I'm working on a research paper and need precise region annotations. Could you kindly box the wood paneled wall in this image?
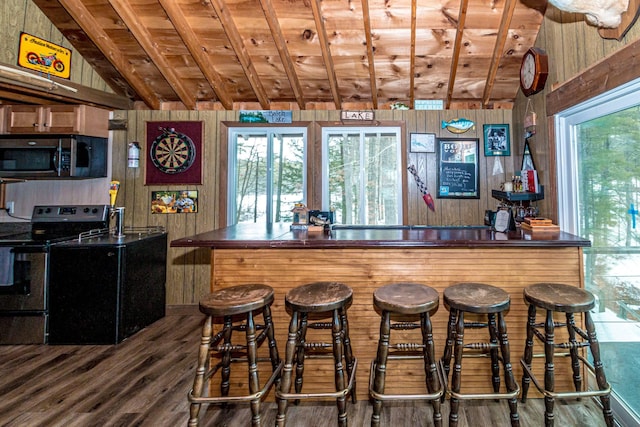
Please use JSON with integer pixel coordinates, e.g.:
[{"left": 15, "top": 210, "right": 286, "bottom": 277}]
[
  {"left": 111, "top": 109, "right": 519, "bottom": 305},
  {"left": 512, "top": 10, "right": 640, "bottom": 223},
  {"left": 0, "top": 0, "right": 112, "bottom": 92}
]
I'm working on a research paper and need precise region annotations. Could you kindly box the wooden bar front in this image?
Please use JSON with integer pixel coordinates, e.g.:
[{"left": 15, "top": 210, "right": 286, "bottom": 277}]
[{"left": 172, "top": 225, "right": 590, "bottom": 401}]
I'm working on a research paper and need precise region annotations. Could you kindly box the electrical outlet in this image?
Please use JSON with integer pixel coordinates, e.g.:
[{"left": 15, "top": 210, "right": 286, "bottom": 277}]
[{"left": 6, "top": 201, "right": 14, "bottom": 214}]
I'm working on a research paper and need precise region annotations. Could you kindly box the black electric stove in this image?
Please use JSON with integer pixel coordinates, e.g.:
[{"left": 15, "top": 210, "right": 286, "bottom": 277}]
[{"left": 0, "top": 204, "right": 109, "bottom": 344}]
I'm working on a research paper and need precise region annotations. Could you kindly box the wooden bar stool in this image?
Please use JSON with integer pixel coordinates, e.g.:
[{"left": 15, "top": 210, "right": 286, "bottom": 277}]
[
  {"left": 369, "top": 283, "right": 443, "bottom": 427},
  {"left": 275, "top": 281, "right": 357, "bottom": 427},
  {"left": 188, "top": 284, "right": 283, "bottom": 427},
  {"left": 520, "top": 283, "right": 613, "bottom": 427},
  {"left": 441, "top": 282, "right": 520, "bottom": 427}
]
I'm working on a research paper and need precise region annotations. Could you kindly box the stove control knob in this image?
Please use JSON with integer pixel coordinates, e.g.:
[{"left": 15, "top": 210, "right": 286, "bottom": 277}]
[
  {"left": 83, "top": 207, "right": 90, "bottom": 213},
  {"left": 45, "top": 208, "right": 51, "bottom": 213},
  {"left": 36, "top": 208, "right": 43, "bottom": 214},
  {"left": 92, "top": 208, "right": 99, "bottom": 214}
]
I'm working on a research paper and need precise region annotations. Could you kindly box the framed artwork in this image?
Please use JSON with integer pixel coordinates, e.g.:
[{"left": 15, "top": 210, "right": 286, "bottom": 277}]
[
  {"left": 437, "top": 138, "right": 480, "bottom": 199},
  {"left": 151, "top": 190, "right": 198, "bottom": 214},
  {"left": 521, "top": 139, "right": 537, "bottom": 170},
  {"left": 410, "top": 133, "right": 436, "bottom": 153},
  {"left": 145, "top": 121, "right": 203, "bottom": 185},
  {"left": 483, "top": 124, "right": 510, "bottom": 156}
]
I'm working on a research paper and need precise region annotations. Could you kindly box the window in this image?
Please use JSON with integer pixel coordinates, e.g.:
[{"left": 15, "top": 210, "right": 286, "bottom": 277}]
[
  {"left": 321, "top": 127, "right": 402, "bottom": 225},
  {"left": 556, "top": 77, "right": 640, "bottom": 425},
  {"left": 227, "top": 128, "right": 306, "bottom": 225}
]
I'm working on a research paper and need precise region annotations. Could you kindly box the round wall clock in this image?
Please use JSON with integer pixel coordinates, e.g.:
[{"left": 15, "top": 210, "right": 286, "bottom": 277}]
[
  {"left": 150, "top": 128, "right": 196, "bottom": 174},
  {"left": 520, "top": 47, "right": 549, "bottom": 97}
]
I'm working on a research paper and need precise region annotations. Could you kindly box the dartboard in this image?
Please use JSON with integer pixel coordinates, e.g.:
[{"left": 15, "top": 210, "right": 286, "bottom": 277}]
[{"left": 150, "top": 128, "right": 196, "bottom": 174}]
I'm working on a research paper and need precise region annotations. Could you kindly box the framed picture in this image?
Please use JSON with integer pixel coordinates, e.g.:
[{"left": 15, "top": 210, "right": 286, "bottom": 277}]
[
  {"left": 410, "top": 133, "right": 436, "bottom": 153},
  {"left": 483, "top": 124, "right": 510, "bottom": 156},
  {"left": 151, "top": 190, "right": 198, "bottom": 214},
  {"left": 521, "top": 139, "right": 537, "bottom": 171},
  {"left": 437, "top": 138, "right": 480, "bottom": 199}
]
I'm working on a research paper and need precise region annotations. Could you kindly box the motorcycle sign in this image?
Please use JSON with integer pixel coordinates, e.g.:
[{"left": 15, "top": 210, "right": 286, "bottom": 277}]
[{"left": 18, "top": 32, "right": 71, "bottom": 79}]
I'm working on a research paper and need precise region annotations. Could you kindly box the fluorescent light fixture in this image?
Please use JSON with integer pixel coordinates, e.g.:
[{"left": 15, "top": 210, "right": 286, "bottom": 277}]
[{"left": 0, "top": 65, "right": 78, "bottom": 93}]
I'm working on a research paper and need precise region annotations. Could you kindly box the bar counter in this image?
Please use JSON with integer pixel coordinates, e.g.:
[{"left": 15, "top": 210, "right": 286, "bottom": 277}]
[{"left": 172, "top": 224, "right": 590, "bottom": 400}]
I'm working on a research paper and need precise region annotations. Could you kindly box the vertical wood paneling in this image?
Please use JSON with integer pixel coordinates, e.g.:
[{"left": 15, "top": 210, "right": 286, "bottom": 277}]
[
  {"left": 106, "top": 109, "right": 517, "bottom": 305},
  {"left": 210, "top": 246, "right": 583, "bottom": 400}
]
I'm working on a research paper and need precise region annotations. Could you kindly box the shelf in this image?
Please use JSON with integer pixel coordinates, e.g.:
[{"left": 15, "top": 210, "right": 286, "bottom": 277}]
[{"left": 492, "top": 186, "right": 544, "bottom": 203}]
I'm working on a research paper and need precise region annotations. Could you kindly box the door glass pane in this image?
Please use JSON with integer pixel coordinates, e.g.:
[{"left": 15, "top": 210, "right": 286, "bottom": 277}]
[
  {"left": 234, "top": 133, "right": 268, "bottom": 224},
  {"left": 231, "top": 130, "right": 306, "bottom": 225},
  {"left": 575, "top": 105, "right": 640, "bottom": 419},
  {"left": 327, "top": 132, "right": 361, "bottom": 224},
  {"left": 325, "top": 129, "right": 401, "bottom": 225}
]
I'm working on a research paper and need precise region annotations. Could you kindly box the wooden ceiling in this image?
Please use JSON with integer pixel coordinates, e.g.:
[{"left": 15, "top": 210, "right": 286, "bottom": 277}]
[{"left": 30, "top": 0, "right": 548, "bottom": 110}]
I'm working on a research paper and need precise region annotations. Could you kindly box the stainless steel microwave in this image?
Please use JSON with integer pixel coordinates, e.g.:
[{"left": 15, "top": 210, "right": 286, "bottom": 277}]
[{"left": 0, "top": 134, "right": 107, "bottom": 179}]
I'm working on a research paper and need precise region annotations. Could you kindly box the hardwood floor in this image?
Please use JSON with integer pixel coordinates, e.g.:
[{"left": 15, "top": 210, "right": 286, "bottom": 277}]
[{"left": 0, "top": 314, "right": 610, "bottom": 426}]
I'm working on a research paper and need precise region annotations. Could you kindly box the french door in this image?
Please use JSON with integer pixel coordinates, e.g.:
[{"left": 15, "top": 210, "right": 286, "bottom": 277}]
[{"left": 556, "top": 78, "right": 640, "bottom": 426}]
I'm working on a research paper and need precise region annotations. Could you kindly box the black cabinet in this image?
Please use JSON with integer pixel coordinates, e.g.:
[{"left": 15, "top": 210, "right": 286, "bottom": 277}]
[{"left": 48, "top": 233, "right": 167, "bottom": 344}]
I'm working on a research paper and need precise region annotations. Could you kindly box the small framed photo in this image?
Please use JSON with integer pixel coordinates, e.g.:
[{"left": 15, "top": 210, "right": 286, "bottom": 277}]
[
  {"left": 483, "top": 124, "right": 510, "bottom": 156},
  {"left": 410, "top": 133, "right": 436, "bottom": 153}
]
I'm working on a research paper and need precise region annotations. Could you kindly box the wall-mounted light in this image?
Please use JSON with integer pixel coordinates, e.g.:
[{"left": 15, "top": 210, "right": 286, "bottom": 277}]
[{"left": 128, "top": 142, "right": 141, "bottom": 168}]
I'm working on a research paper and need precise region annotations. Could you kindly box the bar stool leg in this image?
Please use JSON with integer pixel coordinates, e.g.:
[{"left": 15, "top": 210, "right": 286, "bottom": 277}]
[
  {"left": 488, "top": 313, "right": 502, "bottom": 394},
  {"left": 340, "top": 306, "right": 357, "bottom": 403},
  {"left": 421, "top": 311, "right": 443, "bottom": 427},
  {"left": 371, "top": 310, "right": 391, "bottom": 427},
  {"left": 189, "top": 315, "right": 213, "bottom": 426},
  {"left": 565, "top": 313, "right": 583, "bottom": 396},
  {"left": 276, "top": 310, "right": 300, "bottom": 427},
  {"left": 441, "top": 308, "right": 457, "bottom": 380},
  {"left": 221, "top": 316, "right": 233, "bottom": 398},
  {"left": 243, "top": 311, "right": 262, "bottom": 427},
  {"left": 294, "top": 312, "right": 308, "bottom": 396},
  {"left": 332, "top": 308, "right": 348, "bottom": 427},
  {"left": 263, "top": 303, "right": 280, "bottom": 373},
  {"left": 585, "top": 312, "right": 614, "bottom": 427},
  {"left": 497, "top": 312, "right": 520, "bottom": 426},
  {"left": 449, "top": 310, "right": 465, "bottom": 427},
  {"left": 543, "top": 309, "right": 556, "bottom": 427},
  {"left": 521, "top": 304, "right": 536, "bottom": 403}
]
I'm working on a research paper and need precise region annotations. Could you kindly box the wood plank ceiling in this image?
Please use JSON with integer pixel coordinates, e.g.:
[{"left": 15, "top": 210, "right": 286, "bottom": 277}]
[{"left": 32, "top": 0, "right": 547, "bottom": 110}]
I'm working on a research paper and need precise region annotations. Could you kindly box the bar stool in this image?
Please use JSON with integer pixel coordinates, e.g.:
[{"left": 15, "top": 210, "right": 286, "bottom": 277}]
[
  {"left": 275, "top": 281, "right": 357, "bottom": 427},
  {"left": 441, "top": 282, "right": 520, "bottom": 427},
  {"left": 369, "top": 283, "right": 443, "bottom": 427},
  {"left": 520, "top": 283, "right": 613, "bottom": 427},
  {"left": 188, "top": 284, "right": 283, "bottom": 427}
]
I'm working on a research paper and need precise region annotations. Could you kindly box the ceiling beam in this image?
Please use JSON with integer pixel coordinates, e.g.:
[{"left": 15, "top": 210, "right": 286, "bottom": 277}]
[
  {"left": 482, "top": 0, "right": 516, "bottom": 107},
  {"left": 258, "top": 0, "right": 306, "bottom": 109},
  {"left": 158, "top": 0, "right": 234, "bottom": 110},
  {"left": 108, "top": 0, "right": 197, "bottom": 110},
  {"left": 445, "top": 0, "right": 469, "bottom": 109},
  {"left": 310, "top": 0, "right": 341, "bottom": 110},
  {"left": 207, "top": 0, "right": 271, "bottom": 109},
  {"left": 0, "top": 63, "right": 131, "bottom": 109},
  {"left": 360, "top": 0, "right": 378, "bottom": 109},
  {"left": 57, "top": 0, "right": 161, "bottom": 110},
  {"left": 409, "top": 0, "right": 417, "bottom": 108}
]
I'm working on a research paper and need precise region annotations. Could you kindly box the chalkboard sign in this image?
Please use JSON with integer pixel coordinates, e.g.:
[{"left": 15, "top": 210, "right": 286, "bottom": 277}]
[{"left": 437, "top": 138, "right": 480, "bottom": 199}]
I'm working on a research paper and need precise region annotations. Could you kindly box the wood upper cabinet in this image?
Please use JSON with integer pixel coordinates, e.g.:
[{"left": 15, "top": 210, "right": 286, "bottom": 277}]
[{"left": 2, "top": 105, "right": 109, "bottom": 137}]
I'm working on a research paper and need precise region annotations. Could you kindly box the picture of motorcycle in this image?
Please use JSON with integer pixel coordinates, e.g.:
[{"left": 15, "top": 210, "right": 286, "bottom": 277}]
[{"left": 26, "top": 52, "right": 65, "bottom": 73}]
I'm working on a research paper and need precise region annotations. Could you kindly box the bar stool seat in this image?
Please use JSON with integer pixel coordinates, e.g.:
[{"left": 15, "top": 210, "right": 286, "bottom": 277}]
[
  {"left": 369, "top": 283, "right": 443, "bottom": 427},
  {"left": 441, "top": 282, "right": 520, "bottom": 427},
  {"left": 521, "top": 283, "right": 614, "bottom": 427},
  {"left": 188, "top": 284, "right": 283, "bottom": 427},
  {"left": 276, "top": 281, "right": 357, "bottom": 427}
]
